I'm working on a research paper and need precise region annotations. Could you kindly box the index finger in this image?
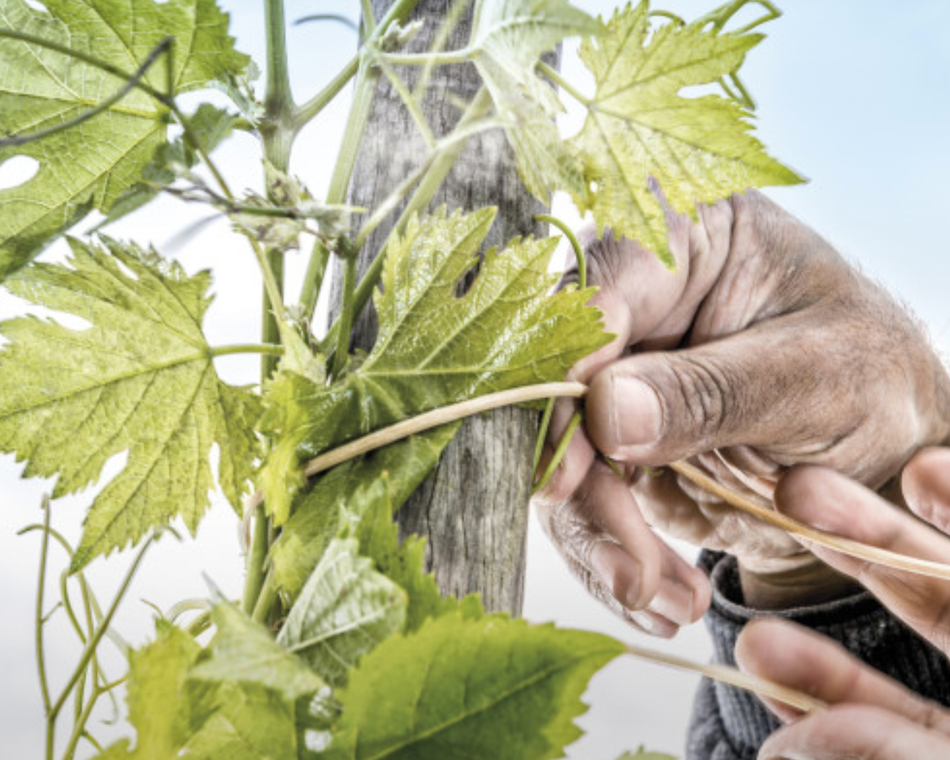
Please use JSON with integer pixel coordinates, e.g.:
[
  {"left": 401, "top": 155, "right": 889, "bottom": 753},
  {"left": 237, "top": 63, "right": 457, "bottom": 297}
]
[{"left": 775, "top": 466, "right": 950, "bottom": 654}]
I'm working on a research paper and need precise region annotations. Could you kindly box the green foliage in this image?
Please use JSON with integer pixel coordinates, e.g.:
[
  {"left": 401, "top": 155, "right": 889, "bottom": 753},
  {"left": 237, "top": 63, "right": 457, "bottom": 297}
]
[
  {"left": 277, "top": 534, "right": 408, "bottom": 688},
  {"left": 2, "top": 0, "right": 803, "bottom": 755},
  {"left": 259, "top": 207, "right": 610, "bottom": 522},
  {"left": 0, "top": 238, "right": 262, "bottom": 570},
  {"left": 0, "top": 0, "right": 248, "bottom": 280},
  {"left": 571, "top": 1, "right": 801, "bottom": 266},
  {"left": 615, "top": 750, "right": 678, "bottom": 760},
  {"left": 469, "top": 0, "right": 598, "bottom": 198},
  {"left": 269, "top": 426, "right": 460, "bottom": 603},
  {"left": 323, "top": 611, "right": 625, "bottom": 760},
  {"left": 190, "top": 602, "right": 325, "bottom": 699},
  {"left": 99, "top": 103, "right": 240, "bottom": 229},
  {"left": 96, "top": 611, "right": 324, "bottom": 759},
  {"left": 123, "top": 620, "right": 202, "bottom": 758},
  {"left": 353, "top": 475, "right": 485, "bottom": 631}
]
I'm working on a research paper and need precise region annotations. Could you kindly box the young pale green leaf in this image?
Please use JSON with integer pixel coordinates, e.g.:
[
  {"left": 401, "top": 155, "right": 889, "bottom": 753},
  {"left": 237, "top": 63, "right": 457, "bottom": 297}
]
[
  {"left": 571, "top": 1, "right": 802, "bottom": 266},
  {"left": 93, "top": 620, "right": 201, "bottom": 758},
  {"left": 97, "top": 103, "right": 240, "bottom": 230},
  {"left": 0, "top": 238, "right": 262, "bottom": 570},
  {"left": 259, "top": 207, "right": 610, "bottom": 521},
  {"left": 469, "top": 0, "right": 599, "bottom": 198},
  {"left": 0, "top": 0, "right": 248, "bottom": 280},
  {"left": 178, "top": 682, "right": 306, "bottom": 760},
  {"left": 353, "top": 474, "right": 483, "bottom": 632},
  {"left": 190, "top": 602, "right": 326, "bottom": 701},
  {"left": 182, "top": 604, "right": 324, "bottom": 760},
  {"left": 323, "top": 612, "right": 625, "bottom": 760},
  {"left": 95, "top": 615, "right": 317, "bottom": 760},
  {"left": 269, "top": 426, "right": 459, "bottom": 604},
  {"left": 127, "top": 620, "right": 202, "bottom": 756},
  {"left": 278, "top": 535, "right": 407, "bottom": 688}
]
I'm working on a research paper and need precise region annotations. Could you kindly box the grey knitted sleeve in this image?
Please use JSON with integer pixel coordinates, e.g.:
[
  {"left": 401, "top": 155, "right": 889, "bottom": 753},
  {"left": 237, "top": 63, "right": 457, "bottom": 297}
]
[{"left": 686, "top": 551, "right": 950, "bottom": 760}]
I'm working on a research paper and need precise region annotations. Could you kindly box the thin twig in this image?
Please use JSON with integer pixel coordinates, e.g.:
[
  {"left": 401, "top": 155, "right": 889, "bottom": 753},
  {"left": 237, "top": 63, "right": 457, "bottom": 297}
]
[
  {"left": 533, "top": 411, "right": 582, "bottom": 493},
  {"left": 625, "top": 642, "right": 826, "bottom": 714},
  {"left": 669, "top": 459, "right": 950, "bottom": 582},
  {"left": 34, "top": 496, "right": 53, "bottom": 715}
]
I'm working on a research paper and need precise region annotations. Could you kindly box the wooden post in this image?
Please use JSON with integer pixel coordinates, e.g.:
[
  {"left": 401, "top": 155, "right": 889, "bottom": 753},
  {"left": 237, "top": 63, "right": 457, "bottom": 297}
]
[{"left": 336, "top": 0, "right": 555, "bottom": 614}]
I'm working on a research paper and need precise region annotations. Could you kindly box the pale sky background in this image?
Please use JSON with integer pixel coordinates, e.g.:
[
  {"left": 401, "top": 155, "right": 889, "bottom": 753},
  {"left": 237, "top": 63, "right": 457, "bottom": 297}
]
[{"left": 1, "top": 1, "right": 949, "bottom": 758}]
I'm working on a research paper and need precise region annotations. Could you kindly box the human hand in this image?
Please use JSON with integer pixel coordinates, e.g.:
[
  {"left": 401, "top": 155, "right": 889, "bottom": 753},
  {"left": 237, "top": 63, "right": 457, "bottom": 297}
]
[
  {"left": 734, "top": 447, "right": 950, "bottom": 759},
  {"left": 737, "top": 618, "right": 950, "bottom": 760},
  {"left": 534, "top": 190, "right": 950, "bottom": 635}
]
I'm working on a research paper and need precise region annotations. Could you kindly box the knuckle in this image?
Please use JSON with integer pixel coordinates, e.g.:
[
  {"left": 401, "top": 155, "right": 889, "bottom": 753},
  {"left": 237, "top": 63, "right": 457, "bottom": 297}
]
[{"left": 664, "top": 355, "right": 732, "bottom": 442}]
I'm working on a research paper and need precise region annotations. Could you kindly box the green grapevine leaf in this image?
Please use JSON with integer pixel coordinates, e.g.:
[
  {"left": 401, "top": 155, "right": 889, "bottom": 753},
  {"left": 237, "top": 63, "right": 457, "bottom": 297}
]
[
  {"left": 571, "top": 1, "right": 802, "bottom": 266},
  {"left": 278, "top": 534, "right": 407, "bottom": 688},
  {"left": 323, "top": 612, "right": 624, "bottom": 760},
  {"left": 469, "top": 0, "right": 599, "bottom": 198},
  {"left": 93, "top": 620, "right": 201, "bottom": 758},
  {"left": 259, "top": 207, "right": 610, "bottom": 521},
  {"left": 96, "top": 613, "right": 321, "bottom": 760},
  {"left": 178, "top": 682, "right": 307, "bottom": 760},
  {"left": 353, "top": 474, "right": 484, "bottom": 632},
  {"left": 191, "top": 602, "right": 325, "bottom": 700},
  {"left": 269, "top": 426, "right": 458, "bottom": 604},
  {"left": 127, "top": 620, "right": 202, "bottom": 757},
  {"left": 0, "top": 238, "right": 262, "bottom": 569},
  {"left": 0, "top": 0, "right": 248, "bottom": 280},
  {"left": 97, "top": 103, "right": 240, "bottom": 230}
]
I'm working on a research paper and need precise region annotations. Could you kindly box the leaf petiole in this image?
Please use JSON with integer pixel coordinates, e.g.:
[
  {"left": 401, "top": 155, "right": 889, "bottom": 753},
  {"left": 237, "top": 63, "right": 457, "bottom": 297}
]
[
  {"left": 532, "top": 213, "right": 588, "bottom": 475},
  {"left": 532, "top": 411, "right": 582, "bottom": 494},
  {"left": 537, "top": 60, "right": 591, "bottom": 107}
]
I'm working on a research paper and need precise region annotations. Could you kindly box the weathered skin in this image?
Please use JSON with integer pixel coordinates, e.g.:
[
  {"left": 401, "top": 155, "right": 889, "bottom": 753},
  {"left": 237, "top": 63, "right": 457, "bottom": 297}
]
[
  {"left": 534, "top": 190, "right": 950, "bottom": 634},
  {"left": 737, "top": 448, "right": 950, "bottom": 759}
]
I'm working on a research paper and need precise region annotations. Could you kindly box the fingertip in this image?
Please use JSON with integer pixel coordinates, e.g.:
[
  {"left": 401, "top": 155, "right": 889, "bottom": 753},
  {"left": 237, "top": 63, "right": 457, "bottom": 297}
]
[
  {"left": 773, "top": 465, "right": 850, "bottom": 530},
  {"left": 735, "top": 618, "right": 789, "bottom": 675},
  {"left": 586, "top": 365, "right": 666, "bottom": 464},
  {"left": 903, "top": 446, "right": 950, "bottom": 532}
]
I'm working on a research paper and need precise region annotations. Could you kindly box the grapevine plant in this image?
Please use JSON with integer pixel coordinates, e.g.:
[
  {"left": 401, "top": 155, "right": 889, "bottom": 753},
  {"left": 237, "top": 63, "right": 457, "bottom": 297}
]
[{"left": 0, "top": 0, "right": 808, "bottom": 757}]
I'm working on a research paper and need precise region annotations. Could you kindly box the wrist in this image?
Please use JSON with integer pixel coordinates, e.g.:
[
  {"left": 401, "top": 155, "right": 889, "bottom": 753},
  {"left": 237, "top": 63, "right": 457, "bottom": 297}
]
[{"left": 738, "top": 556, "right": 861, "bottom": 610}]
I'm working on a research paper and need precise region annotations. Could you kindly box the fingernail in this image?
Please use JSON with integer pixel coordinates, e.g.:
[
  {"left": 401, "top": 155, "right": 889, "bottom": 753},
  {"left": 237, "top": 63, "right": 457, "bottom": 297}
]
[
  {"left": 648, "top": 581, "right": 695, "bottom": 626},
  {"left": 629, "top": 610, "right": 656, "bottom": 633},
  {"left": 612, "top": 377, "right": 663, "bottom": 449}
]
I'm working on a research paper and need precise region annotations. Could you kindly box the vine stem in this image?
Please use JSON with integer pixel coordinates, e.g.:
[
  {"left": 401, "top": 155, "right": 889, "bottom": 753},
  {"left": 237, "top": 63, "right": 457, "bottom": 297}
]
[
  {"left": 377, "top": 48, "right": 473, "bottom": 66},
  {"left": 47, "top": 536, "right": 154, "bottom": 759},
  {"left": 292, "top": 0, "right": 422, "bottom": 131},
  {"left": 625, "top": 642, "right": 826, "bottom": 714},
  {"left": 537, "top": 60, "right": 591, "bottom": 107},
  {"left": 34, "top": 496, "right": 53, "bottom": 716},
  {"left": 242, "top": 381, "right": 587, "bottom": 513},
  {"left": 532, "top": 411, "right": 581, "bottom": 493},
  {"left": 332, "top": 254, "right": 358, "bottom": 378},
  {"left": 242, "top": 0, "right": 295, "bottom": 626},
  {"left": 210, "top": 343, "right": 283, "bottom": 358},
  {"left": 532, "top": 213, "right": 588, "bottom": 474},
  {"left": 320, "top": 87, "right": 494, "bottom": 348}
]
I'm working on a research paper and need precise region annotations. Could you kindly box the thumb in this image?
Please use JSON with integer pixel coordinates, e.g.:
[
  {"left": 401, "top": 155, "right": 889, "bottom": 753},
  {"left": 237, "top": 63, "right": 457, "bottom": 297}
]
[{"left": 584, "top": 323, "right": 839, "bottom": 466}]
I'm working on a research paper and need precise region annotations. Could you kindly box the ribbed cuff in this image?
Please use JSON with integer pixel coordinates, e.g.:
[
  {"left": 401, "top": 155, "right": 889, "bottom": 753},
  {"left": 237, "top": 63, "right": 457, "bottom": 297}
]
[{"left": 687, "top": 551, "right": 950, "bottom": 760}]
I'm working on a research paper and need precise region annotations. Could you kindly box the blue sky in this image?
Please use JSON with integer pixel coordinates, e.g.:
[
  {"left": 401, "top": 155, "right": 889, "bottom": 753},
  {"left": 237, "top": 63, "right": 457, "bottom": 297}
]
[{"left": 1, "top": 2, "right": 949, "bottom": 757}]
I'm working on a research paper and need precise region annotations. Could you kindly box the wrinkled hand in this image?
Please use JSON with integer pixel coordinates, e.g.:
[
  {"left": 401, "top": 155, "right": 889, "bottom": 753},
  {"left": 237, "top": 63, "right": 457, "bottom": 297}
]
[
  {"left": 534, "top": 191, "right": 950, "bottom": 635},
  {"left": 735, "top": 447, "right": 950, "bottom": 759}
]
